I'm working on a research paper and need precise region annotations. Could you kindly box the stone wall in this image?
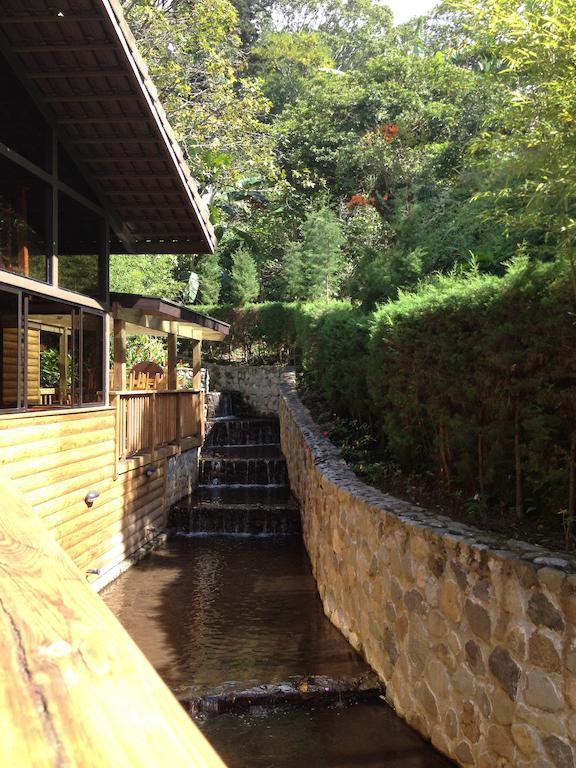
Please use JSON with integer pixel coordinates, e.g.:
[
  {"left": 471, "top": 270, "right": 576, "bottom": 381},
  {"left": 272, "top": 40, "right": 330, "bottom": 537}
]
[
  {"left": 206, "top": 364, "right": 296, "bottom": 415},
  {"left": 166, "top": 448, "right": 199, "bottom": 507},
  {"left": 279, "top": 383, "right": 576, "bottom": 768}
]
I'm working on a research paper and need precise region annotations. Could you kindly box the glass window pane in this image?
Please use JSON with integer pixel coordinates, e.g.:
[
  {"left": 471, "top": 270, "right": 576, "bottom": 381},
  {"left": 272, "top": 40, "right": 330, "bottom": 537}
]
[
  {"left": 58, "top": 193, "right": 103, "bottom": 299},
  {"left": 82, "top": 312, "right": 104, "bottom": 405},
  {"left": 0, "top": 289, "right": 22, "bottom": 409},
  {"left": 0, "top": 157, "right": 48, "bottom": 282},
  {"left": 28, "top": 294, "right": 76, "bottom": 409}
]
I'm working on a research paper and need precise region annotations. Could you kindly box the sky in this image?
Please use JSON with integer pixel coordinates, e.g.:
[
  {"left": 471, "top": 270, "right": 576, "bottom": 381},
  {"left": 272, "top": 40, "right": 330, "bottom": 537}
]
[{"left": 386, "top": 0, "right": 441, "bottom": 24}]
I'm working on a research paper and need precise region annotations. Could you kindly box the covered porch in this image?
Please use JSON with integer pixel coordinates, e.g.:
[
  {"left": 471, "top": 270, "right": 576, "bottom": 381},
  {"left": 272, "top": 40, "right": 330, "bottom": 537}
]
[{"left": 109, "top": 292, "right": 229, "bottom": 465}]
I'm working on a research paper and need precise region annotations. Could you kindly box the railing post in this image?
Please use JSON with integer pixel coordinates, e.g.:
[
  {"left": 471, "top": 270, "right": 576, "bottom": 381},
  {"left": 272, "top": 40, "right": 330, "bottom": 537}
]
[
  {"left": 113, "top": 314, "right": 127, "bottom": 392},
  {"left": 150, "top": 392, "right": 157, "bottom": 460},
  {"left": 167, "top": 332, "right": 178, "bottom": 391},
  {"left": 176, "top": 391, "right": 183, "bottom": 448},
  {"left": 113, "top": 393, "right": 120, "bottom": 479}
]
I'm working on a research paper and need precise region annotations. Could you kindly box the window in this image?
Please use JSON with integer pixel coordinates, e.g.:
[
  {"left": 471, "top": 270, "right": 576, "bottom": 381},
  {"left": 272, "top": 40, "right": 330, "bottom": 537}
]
[
  {"left": 0, "top": 158, "right": 48, "bottom": 283},
  {"left": 0, "top": 288, "right": 105, "bottom": 412},
  {"left": 58, "top": 193, "right": 105, "bottom": 299}
]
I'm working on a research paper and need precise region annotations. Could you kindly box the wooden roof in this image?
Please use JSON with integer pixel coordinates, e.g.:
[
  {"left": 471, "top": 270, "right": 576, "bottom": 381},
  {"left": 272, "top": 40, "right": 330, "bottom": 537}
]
[
  {"left": 0, "top": 0, "right": 216, "bottom": 255},
  {"left": 111, "top": 292, "right": 230, "bottom": 341}
]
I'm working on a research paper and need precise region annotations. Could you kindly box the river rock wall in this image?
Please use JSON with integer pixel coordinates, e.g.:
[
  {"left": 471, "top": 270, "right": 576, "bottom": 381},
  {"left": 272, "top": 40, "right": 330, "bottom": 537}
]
[
  {"left": 206, "top": 364, "right": 295, "bottom": 415},
  {"left": 166, "top": 448, "right": 199, "bottom": 506},
  {"left": 279, "top": 383, "right": 576, "bottom": 768}
]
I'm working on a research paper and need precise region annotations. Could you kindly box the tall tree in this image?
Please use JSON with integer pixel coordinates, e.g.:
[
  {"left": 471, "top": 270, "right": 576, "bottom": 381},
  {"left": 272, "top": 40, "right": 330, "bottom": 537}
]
[
  {"left": 196, "top": 252, "right": 223, "bottom": 304},
  {"left": 230, "top": 246, "right": 260, "bottom": 305}
]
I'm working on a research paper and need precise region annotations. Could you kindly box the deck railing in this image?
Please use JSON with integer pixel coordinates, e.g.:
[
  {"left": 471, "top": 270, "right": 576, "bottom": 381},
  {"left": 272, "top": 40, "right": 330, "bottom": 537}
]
[
  {"left": 0, "top": 472, "right": 225, "bottom": 767},
  {"left": 113, "top": 390, "right": 205, "bottom": 462}
]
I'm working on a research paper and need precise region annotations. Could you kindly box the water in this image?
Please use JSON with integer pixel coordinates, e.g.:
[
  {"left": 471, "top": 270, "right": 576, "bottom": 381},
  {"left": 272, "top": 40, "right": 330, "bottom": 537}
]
[
  {"left": 102, "top": 537, "right": 453, "bottom": 768},
  {"left": 103, "top": 392, "right": 453, "bottom": 767}
]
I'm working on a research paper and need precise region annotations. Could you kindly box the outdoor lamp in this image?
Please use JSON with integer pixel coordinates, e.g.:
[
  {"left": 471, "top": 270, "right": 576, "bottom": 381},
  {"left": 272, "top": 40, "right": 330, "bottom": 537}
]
[
  {"left": 146, "top": 466, "right": 158, "bottom": 478},
  {"left": 84, "top": 490, "right": 100, "bottom": 506}
]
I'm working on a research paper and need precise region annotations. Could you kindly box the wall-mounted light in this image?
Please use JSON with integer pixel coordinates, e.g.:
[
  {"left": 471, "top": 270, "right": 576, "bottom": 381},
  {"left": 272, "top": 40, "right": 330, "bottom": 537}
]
[
  {"left": 84, "top": 490, "right": 100, "bottom": 507},
  {"left": 145, "top": 466, "right": 157, "bottom": 478}
]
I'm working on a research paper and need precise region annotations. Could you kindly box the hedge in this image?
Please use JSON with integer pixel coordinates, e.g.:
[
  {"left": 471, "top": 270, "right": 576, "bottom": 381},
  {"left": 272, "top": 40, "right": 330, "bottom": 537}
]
[{"left": 198, "top": 258, "right": 576, "bottom": 518}]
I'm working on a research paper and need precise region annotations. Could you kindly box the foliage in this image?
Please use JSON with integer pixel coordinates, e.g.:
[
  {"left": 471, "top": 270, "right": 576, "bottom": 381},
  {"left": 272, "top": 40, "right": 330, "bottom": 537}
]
[
  {"left": 230, "top": 246, "right": 260, "bottom": 305},
  {"left": 121, "top": 0, "right": 275, "bottom": 188},
  {"left": 281, "top": 207, "right": 345, "bottom": 300},
  {"left": 368, "top": 258, "right": 576, "bottom": 518},
  {"left": 39, "top": 348, "right": 60, "bottom": 388},
  {"left": 110, "top": 254, "right": 182, "bottom": 300},
  {"left": 451, "top": 0, "right": 576, "bottom": 265},
  {"left": 196, "top": 252, "right": 223, "bottom": 304}
]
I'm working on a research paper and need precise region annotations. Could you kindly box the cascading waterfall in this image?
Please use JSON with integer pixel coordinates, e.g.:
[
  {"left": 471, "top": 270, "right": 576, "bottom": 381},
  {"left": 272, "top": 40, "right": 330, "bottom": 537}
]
[{"left": 170, "top": 392, "right": 299, "bottom": 536}]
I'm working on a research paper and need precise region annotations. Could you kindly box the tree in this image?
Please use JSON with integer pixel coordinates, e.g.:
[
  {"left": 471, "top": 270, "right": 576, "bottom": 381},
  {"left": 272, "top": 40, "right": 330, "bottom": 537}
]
[
  {"left": 451, "top": 0, "right": 576, "bottom": 266},
  {"left": 196, "top": 252, "right": 222, "bottom": 304},
  {"left": 282, "top": 207, "right": 344, "bottom": 300},
  {"left": 249, "top": 31, "right": 334, "bottom": 112},
  {"left": 121, "top": 0, "right": 275, "bottom": 189},
  {"left": 110, "top": 254, "right": 181, "bottom": 300},
  {"left": 230, "top": 246, "right": 260, "bottom": 305}
]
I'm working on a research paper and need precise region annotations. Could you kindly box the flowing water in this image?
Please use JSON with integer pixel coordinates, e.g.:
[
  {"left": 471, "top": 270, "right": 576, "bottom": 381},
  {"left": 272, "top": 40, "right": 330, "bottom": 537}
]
[{"left": 102, "top": 394, "right": 454, "bottom": 768}]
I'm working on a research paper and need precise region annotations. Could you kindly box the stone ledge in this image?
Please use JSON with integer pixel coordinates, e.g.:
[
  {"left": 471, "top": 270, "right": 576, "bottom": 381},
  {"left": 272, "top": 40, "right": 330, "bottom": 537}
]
[{"left": 279, "top": 381, "right": 576, "bottom": 768}]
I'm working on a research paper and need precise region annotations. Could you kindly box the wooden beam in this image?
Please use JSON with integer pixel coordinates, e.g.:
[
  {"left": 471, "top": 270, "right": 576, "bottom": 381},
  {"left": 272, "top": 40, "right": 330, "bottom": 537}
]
[
  {"left": 191, "top": 339, "right": 202, "bottom": 390},
  {"left": 29, "top": 69, "right": 127, "bottom": 79},
  {"left": 0, "top": 272, "right": 108, "bottom": 312},
  {"left": 167, "top": 333, "right": 178, "bottom": 391},
  {"left": 0, "top": 472, "right": 226, "bottom": 768},
  {"left": 44, "top": 94, "right": 136, "bottom": 103},
  {"left": 57, "top": 117, "right": 149, "bottom": 125},
  {"left": 1, "top": 14, "right": 101, "bottom": 23},
  {"left": 13, "top": 43, "right": 116, "bottom": 53},
  {"left": 113, "top": 317, "right": 127, "bottom": 391}
]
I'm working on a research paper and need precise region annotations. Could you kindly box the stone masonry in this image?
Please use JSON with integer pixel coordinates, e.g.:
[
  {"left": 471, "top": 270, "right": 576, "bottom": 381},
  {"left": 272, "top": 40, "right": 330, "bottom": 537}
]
[
  {"left": 206, "top": 363, "right": 296, "bottom": 415},
  {"left": 279, "top": 382, "right": 576, "bottom": 768}
]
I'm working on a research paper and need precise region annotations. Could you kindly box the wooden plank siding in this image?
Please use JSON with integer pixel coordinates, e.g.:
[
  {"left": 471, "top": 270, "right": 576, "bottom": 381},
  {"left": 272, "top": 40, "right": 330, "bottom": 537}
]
[
  {"left": 0, "top": 407, "right": 168, "bottom": 585},
  {"left": 0, "top": 471, "right": 225, "bottom": 768},
  {"left": 2, "top": 327, "right": 40, "bottom": 405}
]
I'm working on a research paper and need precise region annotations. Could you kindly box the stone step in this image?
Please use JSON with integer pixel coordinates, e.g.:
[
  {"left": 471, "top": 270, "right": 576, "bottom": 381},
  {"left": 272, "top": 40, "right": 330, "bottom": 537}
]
[
  {"left": 199, "top": 453, "right": 288, "bottom": 487},
  {"left": 169, "top": 505, "right": 302, "bottom": 536},
  {"left": 205, "top": 418, "right": 280, "bottom": 447},
  {"left": 180, "top": 673, "right": 385, "bottom": 715}
]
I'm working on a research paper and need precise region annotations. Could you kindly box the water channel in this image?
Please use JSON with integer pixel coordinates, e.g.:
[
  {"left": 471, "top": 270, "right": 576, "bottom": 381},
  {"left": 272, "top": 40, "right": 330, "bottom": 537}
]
[{"left": 102, "top": 395, "right": 454, "bottom": 768}]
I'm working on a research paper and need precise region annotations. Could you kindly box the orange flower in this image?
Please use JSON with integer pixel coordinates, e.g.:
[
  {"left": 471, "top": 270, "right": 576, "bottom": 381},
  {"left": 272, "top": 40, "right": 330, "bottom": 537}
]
[
  {"left": 379, "top": 123, "right": 399, "bottom": 143},
  {"left": 345, "top": 193, "right": 376, "bottom": 209}
]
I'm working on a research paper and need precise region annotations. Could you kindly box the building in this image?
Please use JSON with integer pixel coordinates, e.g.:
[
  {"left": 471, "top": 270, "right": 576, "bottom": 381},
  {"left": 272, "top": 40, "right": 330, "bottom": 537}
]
[{"left": 0, "top": 0, "right": 229, "bottom": 589}]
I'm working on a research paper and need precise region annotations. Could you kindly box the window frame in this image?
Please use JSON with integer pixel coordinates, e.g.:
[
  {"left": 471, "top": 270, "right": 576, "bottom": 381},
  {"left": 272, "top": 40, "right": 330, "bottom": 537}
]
[{"left": 0, "top": 285, "right": 108, "bottom": 414}]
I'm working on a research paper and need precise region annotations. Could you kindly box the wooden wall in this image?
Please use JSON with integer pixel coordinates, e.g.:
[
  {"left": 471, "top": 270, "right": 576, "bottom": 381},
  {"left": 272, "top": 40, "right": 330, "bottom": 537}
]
[
  {"left": 0, "top": 407, "right": 167, "bottom": 585},
  {"left": 2, "top": 328, "right": 40, "bottom": 406}
]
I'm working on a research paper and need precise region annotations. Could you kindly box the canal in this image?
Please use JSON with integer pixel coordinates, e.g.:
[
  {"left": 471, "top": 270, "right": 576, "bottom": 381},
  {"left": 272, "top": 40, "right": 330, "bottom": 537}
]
[{"left": 102, "top": 535, "right": 454, "bottom": 768}]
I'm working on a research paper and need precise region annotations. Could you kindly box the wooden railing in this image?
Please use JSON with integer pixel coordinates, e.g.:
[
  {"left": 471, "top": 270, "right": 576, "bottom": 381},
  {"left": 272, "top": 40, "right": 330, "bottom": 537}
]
[
  {"left": 0, "top": 471, "right": 225, "bottom": 767},
  {"left": 113, "top": 390, "right": 205, "bottom": 462}
]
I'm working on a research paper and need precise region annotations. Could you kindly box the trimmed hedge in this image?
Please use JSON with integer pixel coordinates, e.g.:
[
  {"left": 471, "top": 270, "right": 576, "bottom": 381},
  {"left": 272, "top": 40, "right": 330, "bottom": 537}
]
[{"left": 199, "top": 259, "right": 576, "bottom": 518}]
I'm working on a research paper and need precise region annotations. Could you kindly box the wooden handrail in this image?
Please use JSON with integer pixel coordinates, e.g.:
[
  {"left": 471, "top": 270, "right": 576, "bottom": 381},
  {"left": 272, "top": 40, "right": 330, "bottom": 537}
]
[{"left": 0, "top": 471, "right": 226, "bottom": 767}]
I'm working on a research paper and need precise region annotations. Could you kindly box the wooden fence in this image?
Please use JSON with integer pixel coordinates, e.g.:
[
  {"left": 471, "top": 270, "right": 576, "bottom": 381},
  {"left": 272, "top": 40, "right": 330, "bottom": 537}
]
[{"left": 114, "top": 390, "right": 204, "bottom": 462}]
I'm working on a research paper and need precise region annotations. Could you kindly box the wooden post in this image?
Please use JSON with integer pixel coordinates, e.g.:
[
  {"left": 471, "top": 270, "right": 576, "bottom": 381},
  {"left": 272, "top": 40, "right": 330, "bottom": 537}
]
[
  {"left": 167, "top": 332, "right": 178, "bottom": 391},
  {"left": 59, "top": 329, "right": 68, "bottom": 405},
  {"left": 150, "top": 392, "right": 157, "bottom": 460},
  {"left": 113, "top": 318, "right": 127, "bottom": 392},
  {"left": 191, "top": 339, "right": 202, "bottom": 391}
]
